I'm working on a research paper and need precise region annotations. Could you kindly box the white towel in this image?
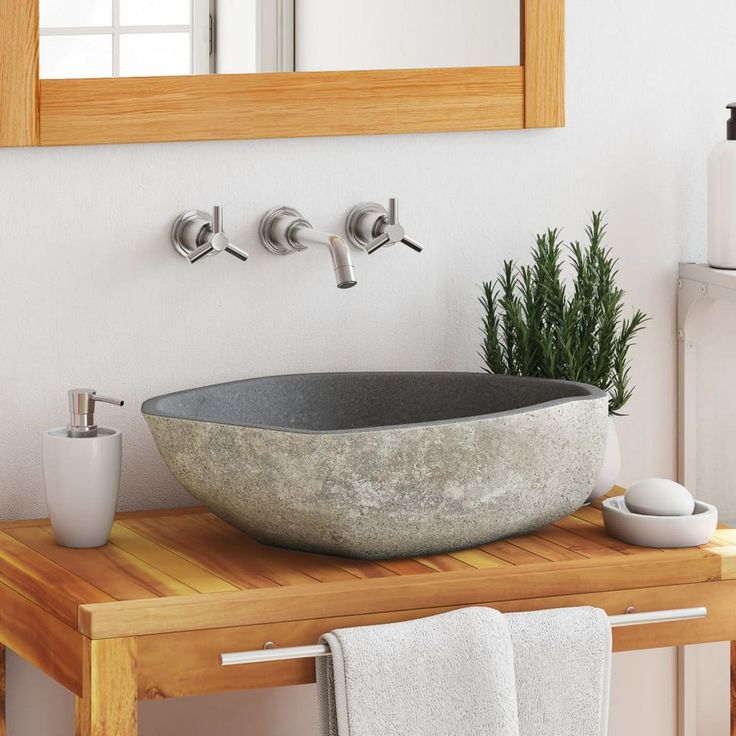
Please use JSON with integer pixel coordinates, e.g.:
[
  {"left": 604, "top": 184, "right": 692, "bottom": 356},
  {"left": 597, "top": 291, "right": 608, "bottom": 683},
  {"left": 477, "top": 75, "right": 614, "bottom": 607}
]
[
  {"left": 316, "top": 607, "right": 520, "bottom": 736},
  {"left": 506, "top": 606, "right": 612, "bottom": 736}
]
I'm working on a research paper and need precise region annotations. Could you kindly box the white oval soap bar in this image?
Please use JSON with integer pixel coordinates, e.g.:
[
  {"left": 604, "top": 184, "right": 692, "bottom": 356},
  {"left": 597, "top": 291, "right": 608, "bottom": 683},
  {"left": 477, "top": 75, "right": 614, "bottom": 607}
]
[{"left": 625, "top": 478, "right": 695, "bottom": 517}]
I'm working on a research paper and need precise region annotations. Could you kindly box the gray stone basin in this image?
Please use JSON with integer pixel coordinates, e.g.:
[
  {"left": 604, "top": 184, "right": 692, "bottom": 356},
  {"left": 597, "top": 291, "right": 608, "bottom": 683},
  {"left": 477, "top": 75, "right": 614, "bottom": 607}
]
[{"left": 142, "top": 373, "right": 608, "bottom": 559}]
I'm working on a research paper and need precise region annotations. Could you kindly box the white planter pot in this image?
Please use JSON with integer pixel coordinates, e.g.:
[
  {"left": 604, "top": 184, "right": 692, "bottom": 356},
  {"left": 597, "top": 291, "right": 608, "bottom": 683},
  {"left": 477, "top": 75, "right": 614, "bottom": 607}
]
[{"left": 588, "top": 417, "right": 621, "bottom": 502}]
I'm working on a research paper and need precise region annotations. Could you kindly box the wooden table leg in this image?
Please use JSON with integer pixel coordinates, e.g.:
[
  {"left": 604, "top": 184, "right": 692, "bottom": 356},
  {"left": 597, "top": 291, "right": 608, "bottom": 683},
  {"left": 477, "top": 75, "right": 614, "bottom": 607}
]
[
  {"left": 76, "top": 638, "right": 137, "bottom": 736},
  {"left": 0, "top": 644, "right": 6, "bottom": 736}
]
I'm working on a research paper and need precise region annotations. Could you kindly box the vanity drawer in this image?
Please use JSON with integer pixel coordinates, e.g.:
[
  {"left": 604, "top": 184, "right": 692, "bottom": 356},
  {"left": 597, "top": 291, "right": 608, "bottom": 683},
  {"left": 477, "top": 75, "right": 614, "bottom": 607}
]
[{"left": 135, "top": 579, "right": 736, "bottom": 700}]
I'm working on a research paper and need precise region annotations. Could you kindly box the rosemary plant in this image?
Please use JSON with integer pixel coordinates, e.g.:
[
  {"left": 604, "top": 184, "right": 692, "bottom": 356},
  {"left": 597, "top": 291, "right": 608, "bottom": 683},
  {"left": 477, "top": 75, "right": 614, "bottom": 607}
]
[{"left": 480, "top": 212, "right": 648, "bottom": 416}]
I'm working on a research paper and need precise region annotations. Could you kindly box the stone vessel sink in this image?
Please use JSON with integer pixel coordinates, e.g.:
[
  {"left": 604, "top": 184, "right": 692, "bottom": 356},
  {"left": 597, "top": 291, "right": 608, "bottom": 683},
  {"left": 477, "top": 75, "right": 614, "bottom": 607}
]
[{"left": 142, "top": 373, "right": 608, "bottom": 559}]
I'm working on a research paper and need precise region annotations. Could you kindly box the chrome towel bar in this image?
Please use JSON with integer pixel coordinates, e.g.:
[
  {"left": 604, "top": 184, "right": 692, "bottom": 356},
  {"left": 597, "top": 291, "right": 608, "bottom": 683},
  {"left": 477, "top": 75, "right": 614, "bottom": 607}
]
[
  {"left": 607, "top": 606, "right": 706, "bottom": 628},
  {"left": 220, "top": 607, "right": 707, "bottom": 666}
]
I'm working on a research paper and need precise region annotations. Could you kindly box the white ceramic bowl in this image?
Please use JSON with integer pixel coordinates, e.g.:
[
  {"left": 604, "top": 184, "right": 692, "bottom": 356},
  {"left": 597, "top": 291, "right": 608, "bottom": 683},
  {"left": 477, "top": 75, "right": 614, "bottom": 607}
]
[{"left": 602, "top": 497, "right": 718, "bottom": 548}]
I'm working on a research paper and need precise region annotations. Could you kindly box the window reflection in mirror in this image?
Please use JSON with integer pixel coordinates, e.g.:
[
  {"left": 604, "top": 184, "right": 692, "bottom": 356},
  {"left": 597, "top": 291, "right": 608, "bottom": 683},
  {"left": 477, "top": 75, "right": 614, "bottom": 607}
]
[
  {"left": 40, "top": 0, "right": 210, "bottom": 78},
  {"left": 39, "top": 0, "right": 521, "bottom": 80}
]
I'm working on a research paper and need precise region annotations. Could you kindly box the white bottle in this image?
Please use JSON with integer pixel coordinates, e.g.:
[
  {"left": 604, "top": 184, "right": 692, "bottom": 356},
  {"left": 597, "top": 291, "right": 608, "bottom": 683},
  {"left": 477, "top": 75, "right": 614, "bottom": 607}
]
[
  {"left": 42, "top": 389, "right": 124, "bottom": 548},
  {"left": 708, "top": 104, "right": 736, "bottom": 268}
]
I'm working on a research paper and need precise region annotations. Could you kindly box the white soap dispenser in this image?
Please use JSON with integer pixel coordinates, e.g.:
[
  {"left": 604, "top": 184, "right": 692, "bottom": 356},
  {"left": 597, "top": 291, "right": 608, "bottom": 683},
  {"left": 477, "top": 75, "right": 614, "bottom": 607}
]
[
  {"left": 708, "top": 103, "right": 736, "bottom": 268},
  {"left": 42, "top": 389, "right": 124, "bottom": 548}
]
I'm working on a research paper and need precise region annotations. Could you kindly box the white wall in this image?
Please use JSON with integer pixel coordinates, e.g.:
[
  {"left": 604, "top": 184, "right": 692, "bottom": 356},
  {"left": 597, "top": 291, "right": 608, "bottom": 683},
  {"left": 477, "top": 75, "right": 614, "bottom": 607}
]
[{"left": 1, "top": 1, "right": 734, "bottom": 733}]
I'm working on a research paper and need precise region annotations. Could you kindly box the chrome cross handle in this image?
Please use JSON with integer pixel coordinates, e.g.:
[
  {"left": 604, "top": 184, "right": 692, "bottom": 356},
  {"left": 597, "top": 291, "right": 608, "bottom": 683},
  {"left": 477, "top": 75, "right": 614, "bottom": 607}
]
[
  {"left": 171, "top": 206, "right": 249, "bottom": 264},
  {"left": 346, "top": 198, "right": 424, "bottom": 254}
]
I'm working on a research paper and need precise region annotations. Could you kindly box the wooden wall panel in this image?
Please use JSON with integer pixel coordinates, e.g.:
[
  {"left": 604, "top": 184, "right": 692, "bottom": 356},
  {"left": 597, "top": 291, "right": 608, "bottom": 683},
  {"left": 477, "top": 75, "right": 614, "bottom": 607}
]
[
  {"left": 0, "top": 0, "right": 39, "bottom": 146},
  {"left": 524, "top": 0, "right": 565, "bottom": 128}
]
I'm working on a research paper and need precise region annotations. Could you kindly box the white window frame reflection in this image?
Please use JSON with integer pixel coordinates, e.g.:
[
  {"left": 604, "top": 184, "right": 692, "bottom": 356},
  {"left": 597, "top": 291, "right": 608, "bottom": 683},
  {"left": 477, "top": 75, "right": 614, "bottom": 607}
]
[{"left": 40, "top": 0, "right": 212, "bottom": 78}]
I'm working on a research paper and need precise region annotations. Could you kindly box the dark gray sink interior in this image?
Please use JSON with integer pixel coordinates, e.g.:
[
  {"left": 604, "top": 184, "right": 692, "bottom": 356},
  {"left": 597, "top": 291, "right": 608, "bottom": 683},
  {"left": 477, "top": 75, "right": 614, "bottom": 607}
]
[{"left": 142, "top": 372, "right": 594, "bottom": 433}]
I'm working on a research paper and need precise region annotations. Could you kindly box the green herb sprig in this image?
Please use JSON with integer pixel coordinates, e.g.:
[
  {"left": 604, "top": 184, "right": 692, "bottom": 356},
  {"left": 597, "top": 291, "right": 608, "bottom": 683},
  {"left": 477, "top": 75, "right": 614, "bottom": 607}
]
[{"left": 480, "top": 212, "right": 648, "bottom": 416}]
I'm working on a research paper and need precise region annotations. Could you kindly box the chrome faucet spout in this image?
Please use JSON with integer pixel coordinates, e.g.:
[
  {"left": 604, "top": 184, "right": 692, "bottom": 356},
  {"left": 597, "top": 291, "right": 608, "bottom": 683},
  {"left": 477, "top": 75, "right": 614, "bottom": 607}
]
[
  {"left": 292, "top": 227, "right": 357, "bottom": 289},
  {"left": 259, "top": 207, "right": 358, "bottom": 289}
]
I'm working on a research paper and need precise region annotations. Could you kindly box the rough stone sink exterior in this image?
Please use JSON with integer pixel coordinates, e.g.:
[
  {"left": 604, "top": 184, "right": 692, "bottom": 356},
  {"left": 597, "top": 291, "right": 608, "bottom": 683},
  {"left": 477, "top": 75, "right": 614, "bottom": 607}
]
[{"left": 142, "top": 373, "right": 608, "bottom": 559}]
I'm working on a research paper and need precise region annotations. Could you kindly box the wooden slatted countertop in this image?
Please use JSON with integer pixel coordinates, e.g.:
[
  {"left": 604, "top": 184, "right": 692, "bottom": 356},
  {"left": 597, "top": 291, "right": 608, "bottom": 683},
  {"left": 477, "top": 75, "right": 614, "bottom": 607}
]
[{"left": 0, "top": 488, "right": 734, "bottom": 649}]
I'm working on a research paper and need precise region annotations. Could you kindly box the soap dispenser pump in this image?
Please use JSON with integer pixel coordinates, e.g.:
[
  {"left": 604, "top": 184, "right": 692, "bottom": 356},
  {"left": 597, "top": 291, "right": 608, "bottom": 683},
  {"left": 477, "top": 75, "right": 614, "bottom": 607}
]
[
  {"left": 708, "top": 104, "right": 736, "bottom": 268},
  {"left": 43, "top": 390, "right": 124, "bottom": 548}
]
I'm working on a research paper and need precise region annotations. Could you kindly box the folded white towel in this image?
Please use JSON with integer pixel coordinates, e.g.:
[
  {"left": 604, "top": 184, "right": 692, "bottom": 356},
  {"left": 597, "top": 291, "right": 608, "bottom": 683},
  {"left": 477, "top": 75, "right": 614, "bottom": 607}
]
[
  {"left": 506, "top": 606, "right": 612, "bottom": 736},
  {"left": 316, "top": 607, "right": 520, "bottom": 736}
]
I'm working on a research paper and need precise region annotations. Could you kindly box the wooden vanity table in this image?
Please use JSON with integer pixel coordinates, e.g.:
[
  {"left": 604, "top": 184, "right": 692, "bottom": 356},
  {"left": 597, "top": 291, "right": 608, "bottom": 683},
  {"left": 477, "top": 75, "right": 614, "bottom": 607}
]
[{"left": 0, "top": 489, "right": 735, "bottom": 735}]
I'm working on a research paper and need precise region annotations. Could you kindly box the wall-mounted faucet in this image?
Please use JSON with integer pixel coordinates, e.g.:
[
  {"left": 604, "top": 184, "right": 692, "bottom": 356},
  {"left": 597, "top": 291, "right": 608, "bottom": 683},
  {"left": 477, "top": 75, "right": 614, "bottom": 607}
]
[
  {"left": 346, "top": 198, "right": 424, "bottom": 254},
  {"left": 259, "top": 206, "right": 357, "bottom": 289},
  {"left": 171, "top": 206, "right": 249, "bottom": 264}
]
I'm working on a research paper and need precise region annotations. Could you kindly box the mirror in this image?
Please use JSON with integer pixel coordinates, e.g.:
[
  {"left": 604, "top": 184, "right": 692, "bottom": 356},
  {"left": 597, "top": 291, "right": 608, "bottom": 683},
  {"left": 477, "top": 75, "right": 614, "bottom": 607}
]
[{"left": 39, "top": 0, "right": 521, "bottom": 79}]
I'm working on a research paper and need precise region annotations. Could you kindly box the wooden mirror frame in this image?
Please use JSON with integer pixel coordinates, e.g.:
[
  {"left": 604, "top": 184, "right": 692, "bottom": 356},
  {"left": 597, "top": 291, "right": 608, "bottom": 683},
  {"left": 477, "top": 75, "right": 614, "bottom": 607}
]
[{"left": 0, "top": 0, "right": 563, "bottom": 148}]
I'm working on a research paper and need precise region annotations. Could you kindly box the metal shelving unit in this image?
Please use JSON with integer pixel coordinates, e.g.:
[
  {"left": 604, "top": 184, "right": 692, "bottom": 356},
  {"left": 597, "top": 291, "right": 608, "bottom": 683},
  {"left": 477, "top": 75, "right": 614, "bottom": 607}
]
[
  {"left": 676, "top": 263, "right": 736, "bottom": 736},
  {"left": 677, "top": 263, "right": 736, "bottom": 493}
]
